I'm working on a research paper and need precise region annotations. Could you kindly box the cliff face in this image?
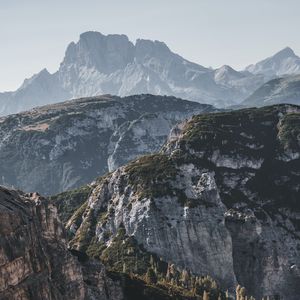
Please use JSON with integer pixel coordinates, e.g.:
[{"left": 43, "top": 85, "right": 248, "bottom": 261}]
[
  {"left": 0, "top": 94, "right": 213, "bottom": 195},
  {"left": 0, "top": 186, "right": 123, "bottom": 300},
  {"left": 67, "top": 104, "right": 300, "bottom": 300}
]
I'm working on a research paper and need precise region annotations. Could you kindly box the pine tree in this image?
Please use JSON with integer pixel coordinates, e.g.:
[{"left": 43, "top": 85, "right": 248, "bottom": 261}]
[
  {"left": 146, "top": 267, "right": 157, "bottom": 285},
  {"left": 181, "top": 269, "right": 189, "bottom": 288}
]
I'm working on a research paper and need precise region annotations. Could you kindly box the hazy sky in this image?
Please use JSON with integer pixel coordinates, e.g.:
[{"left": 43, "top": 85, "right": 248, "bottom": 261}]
[{"left": 1, "top": 0, "right": 300, "bottom": 91}]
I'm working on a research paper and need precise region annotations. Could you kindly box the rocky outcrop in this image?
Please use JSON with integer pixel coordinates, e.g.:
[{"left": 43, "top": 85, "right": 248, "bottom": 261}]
[
  {"left": 0, "top": 186, "right": 123, "bottom": 300},
  {"left": 67, "top": 104, "right": 300, "bottom": 300},
  {"left": 0, "top": 94, "right": 214, "bottom": 195}
]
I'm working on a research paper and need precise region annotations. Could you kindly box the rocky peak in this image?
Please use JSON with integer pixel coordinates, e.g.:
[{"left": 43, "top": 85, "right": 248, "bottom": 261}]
[
  {"left": 66, "top": 104, "right": 300, "bottom": 300},
  {"left": 214, "top": 65, "right": 246, "bottom": 83},
  {"left": 135, "top": 39, "right": 172, "bottom": 62},
  {"left": 19, "top": 68, "right": 52, "bottom": 90},
  {"left": 246, "top": 47, "right": 300, "bottom": 77},
  {"left": 61, "top": 31, "right": 135, "bottom": 74},
  {"left": 273, "top": 47, "right": 297, "bottom": 60}
]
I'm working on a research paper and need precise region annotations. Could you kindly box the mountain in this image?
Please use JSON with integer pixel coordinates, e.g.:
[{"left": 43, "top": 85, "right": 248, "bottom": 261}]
[
  {"left": 242, "top": 74, "right": 300, "bottom": 107},
  {"left": 1, "top": 185, "right": 228, "bottom": 300},
  {"left": 64, "top": 104, "right": 300, "bottom": 300},
  {"left": 0, "top": 94, "right": 215, "bottom": 196},
  {"left": 0, "top": 186, "right": 123, "bottom": 300},
  {"left": 0, "top": 32, "right": 266, "bottom": 116},
  {"left": 245, "top": 47, "right": 300, "bottom": 78},
  {"left": 0, "top": 69, "right": 70, "bottom": 116}
]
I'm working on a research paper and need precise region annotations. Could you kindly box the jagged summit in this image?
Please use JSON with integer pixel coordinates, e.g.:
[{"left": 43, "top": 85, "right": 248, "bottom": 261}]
[
  {"left": 245, "top": 46, "right": 300, "bottom": 77},
  {"left": 0, "top": 31, "right": 271, "bottom": 116},
  {"left": 273, "top": 46, "right": 297, "bottom": 59},
  {"left": 62, "top": 31, "right": 135, "bottom": 73},
  {"left": 214, "top": 65, "right": 246, "bottom": 83},
  {"left": 2, "top": 31, "right": 300, "bottom": 116}
]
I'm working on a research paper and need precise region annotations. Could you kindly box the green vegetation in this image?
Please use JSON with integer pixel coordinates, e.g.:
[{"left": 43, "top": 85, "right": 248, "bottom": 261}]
[
  {"left": 86, "top": 226, "right": 225, "bottom": 300},
  {"left": 124, "top": 153, "right": 200, "bottom": 207},
  {"left": 50, "top": 185, "right": 92, "bottom": 224},
  {"left": 68, "top": 208, "right": 98, "bottom": 252},
  {"left": 125, "top": 154, "right": 177, "bottom": 189},
  {"left": 278, "top": 113, "right": 300, "bottom": 151},
  {"left": 180, "top": 106, "right": 280, "bottom": 157}
]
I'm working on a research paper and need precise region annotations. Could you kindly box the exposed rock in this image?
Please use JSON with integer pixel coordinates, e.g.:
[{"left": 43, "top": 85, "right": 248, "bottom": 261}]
[
  {"left": 0, "top": 186, "right": 123, "bottom": 300},
  {"left": 0, "top": 94, "right": 214, "bottom": 195},
  {"left": 0, "top": 31, "right": 270, "bottom": 115},
  {"left": 67, "top": 104, "right": 300, "bottom": 300}
]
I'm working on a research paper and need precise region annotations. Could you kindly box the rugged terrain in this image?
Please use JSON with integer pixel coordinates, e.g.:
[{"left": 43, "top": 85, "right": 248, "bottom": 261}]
[
  {"left": 0, "top": 31, "right": 286, "bottom": 116},
  {"left": 0, "top": 94, "right": 214, "bottom": 196},
  {"left": 65, "top": 104, "right": 300, "bottom": 300},
  {"left": 0, "top": 185, "right": 233, "bottom": 300},
  {"left": 0, "top": 186, "right": 123, "bottom": 300}
]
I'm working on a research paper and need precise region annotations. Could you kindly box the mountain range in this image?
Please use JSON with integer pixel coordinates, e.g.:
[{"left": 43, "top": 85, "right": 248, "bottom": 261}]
[
  {"left": 1, "top": 31, "right": 300, "bottom": 116},
  {"left": 1, "top": 103, "right": 299, "bottom": 300},
  {"left": 65, "top": 103, "right": 300, "bottom": 300},
  {"left": 0, "top": 94, "right": 214, "bottom": 195}
]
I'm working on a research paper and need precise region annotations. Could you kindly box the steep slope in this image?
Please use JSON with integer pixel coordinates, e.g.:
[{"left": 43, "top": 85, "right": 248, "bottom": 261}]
[
  {"left": 242, "top": 74, "right": 300, "bottom": 107},
  {"left": 0, "top": 31, "right": 265, "bottom": 115},
  {"left": 0, "top": 186, "right": 237, "bottom": 300},
  {"left": 66, "top": 104, "right": 300, "bottom": 300},
  {"left": 0, "top": 186, "right": 123, "bottom": 300},
  {"left": 246, "top": 47, "right": 300, "bottom": 78},
  {"left": 0, "top": 94, "right": 214, "bottom": 195}
]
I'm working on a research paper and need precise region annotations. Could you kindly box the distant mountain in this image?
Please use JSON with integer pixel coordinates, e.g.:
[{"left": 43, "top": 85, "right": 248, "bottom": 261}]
[
  {"left": 2, "top": 33, "right": 300, "bottom": 115},
  {"left": 245, "top": 47, "right": 300, "bottom": 78},
  {"left": 0, "top": 32, "right": 267, "bottom": 116},
  {"left": 0, "top": 94, "right": 214, "bottom": 195},
  {"left": 242, "top": 74, "right": 300, "bottom": 107}
]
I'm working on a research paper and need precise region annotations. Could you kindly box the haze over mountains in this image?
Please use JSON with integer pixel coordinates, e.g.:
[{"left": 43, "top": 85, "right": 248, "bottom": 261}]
[
  {"left": 1, "top": 31, "right": 300, "bottom": 116},
  {"left": 246, "top": 47, "right": 300, "bottom": 78}
]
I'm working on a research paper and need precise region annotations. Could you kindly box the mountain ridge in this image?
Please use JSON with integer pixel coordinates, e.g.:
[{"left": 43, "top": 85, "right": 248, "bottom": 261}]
[
  {"left": 0, "top": 94, "right": 215, "bottom": 195},
  {"left": 64, "top": 103, "right": 300, "bottom": 300},
  {"left": 4, "top": 32, "right": 300, "bottom": 115}
]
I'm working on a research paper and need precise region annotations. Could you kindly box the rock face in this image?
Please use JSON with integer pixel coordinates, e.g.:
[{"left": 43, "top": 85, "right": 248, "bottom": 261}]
[
  {"left": 0, "top": 94, "right": 214, "bottom": 196},
  {"left": 0, "top": 186, "right": 123, "bottom": 300},
  {"left": 0, "top": 32, "right": 269, "bottom": 116},
  {"left": 67, "top": 104, "right": 300, "bottom": 300},
  {"left": 242, "top": 74, "right": 300, "bottom": 107}
]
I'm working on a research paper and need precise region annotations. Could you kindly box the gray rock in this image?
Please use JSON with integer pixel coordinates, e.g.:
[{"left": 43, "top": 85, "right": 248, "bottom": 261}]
[
  {"left": 68, "top": 104, "right": 300, "bottom": 300},
  {"left": 0, "top": 94, "right": 215, "bottom": 195},
  {"left": 0, "top": 186, "right": 123, "bottom": 300}
]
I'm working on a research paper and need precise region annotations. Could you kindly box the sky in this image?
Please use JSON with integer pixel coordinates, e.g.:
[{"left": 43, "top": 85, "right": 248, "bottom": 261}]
[{"left": 1, "top": 0, "right": 300, "bottom": 91}]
